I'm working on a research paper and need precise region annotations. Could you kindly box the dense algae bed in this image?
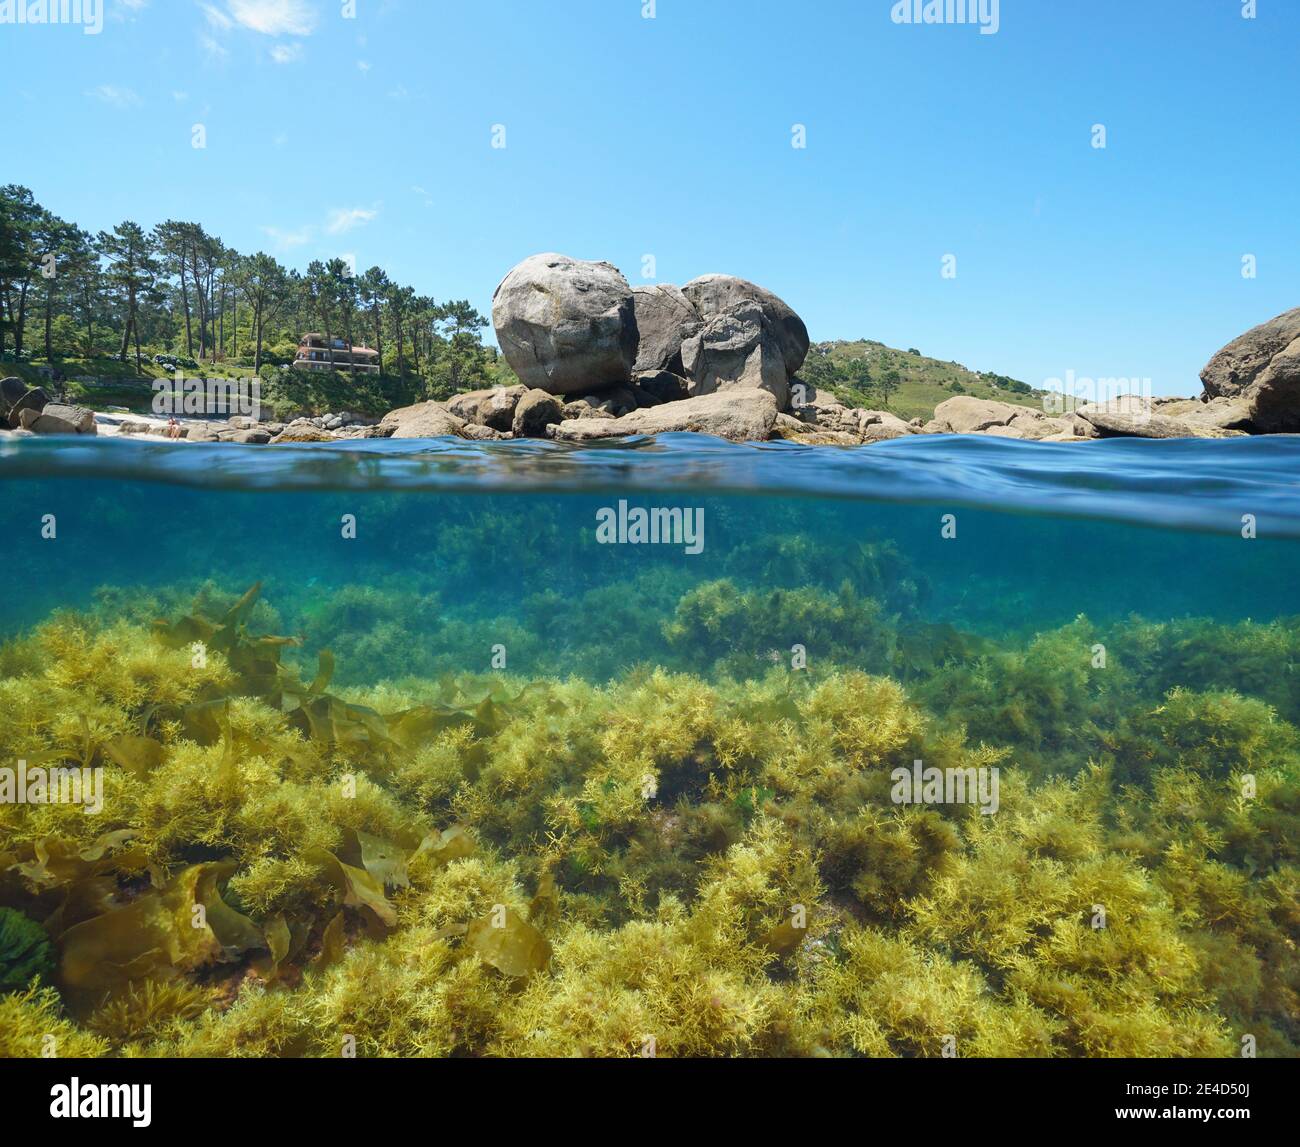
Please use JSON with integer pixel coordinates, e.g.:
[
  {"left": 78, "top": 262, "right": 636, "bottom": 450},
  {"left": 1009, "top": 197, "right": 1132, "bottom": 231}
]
[{"left": 0, "top": 494, "right": 1297, "bottom": 1059}]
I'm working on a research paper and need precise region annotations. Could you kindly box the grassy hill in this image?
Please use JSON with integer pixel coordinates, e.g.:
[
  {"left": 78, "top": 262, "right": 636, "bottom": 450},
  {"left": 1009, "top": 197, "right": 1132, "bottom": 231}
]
[{"left": 796, "top": 339, "right": 1046, "bottom": 423}]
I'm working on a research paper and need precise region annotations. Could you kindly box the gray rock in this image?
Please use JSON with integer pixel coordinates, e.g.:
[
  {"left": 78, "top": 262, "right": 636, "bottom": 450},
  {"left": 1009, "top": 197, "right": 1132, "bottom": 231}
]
[
  {"left": 512, "top": 388, "right": 563, "bottom": 437},
  {"left": 560, "top": 400, "right": 617, "bottom": 421},
  {"left": 928, "top": 395, "right": 1065, "bottom": 439},
  {"left": 28, "top": 402, "right": 96, "bottom": 435},
  {"left": 1077, "top": 409, "right": 1246, "bottom": 439},
  {"left": 680, "top": 300, "right": 789, "bottom": 408},
  {"left": 231, "top": 429, "right": 272, "bottom": 444},
  {"left": 1200, "top": 307, "right": 1300, "bottom": 431},
  {"left": 631, "top": 284, "right": 702, "bottom": 374},
  {"left": 446, "top": 385, "right": 527, "bottom": 430},
  {"left": 268, "top": 424, "right": 333, "bottom": 443},
  {"left": 492, "top": 253, "right": 638, "bottom": 394},
  {"left": 380, "top": 401, "right": 467, "bottom": 439},
  {"left": 681, "top": 274, "right": 809, "bottom": 375},
  {"left": 0, "top": 376, "right": 28, "bottom": 418},
  {"left": 6, "top": 386, "right": 49, "bottom": 429},
  {"left": 634, "top": 370, "right": 689, "bottom": 404},
  {"left": 550, "top": 388, "right": 778, "bottom": 443}
]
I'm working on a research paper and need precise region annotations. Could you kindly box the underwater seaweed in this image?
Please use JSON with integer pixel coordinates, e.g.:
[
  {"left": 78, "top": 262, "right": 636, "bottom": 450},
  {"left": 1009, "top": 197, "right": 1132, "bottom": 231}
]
[{"left": 0, "top": 579, "right": 1296, "bottom": 1059}]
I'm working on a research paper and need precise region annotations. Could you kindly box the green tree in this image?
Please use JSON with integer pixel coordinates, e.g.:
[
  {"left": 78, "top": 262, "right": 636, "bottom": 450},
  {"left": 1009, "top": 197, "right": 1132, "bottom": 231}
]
[
  {"left": 236, "top": 252, "right": 290, "bottom": 373},
  {"left": 98, "top": 221, "right": 160, "bottom": 373},
  {"left": 357, "top": 266, "right": 391, "bottom": 379}
]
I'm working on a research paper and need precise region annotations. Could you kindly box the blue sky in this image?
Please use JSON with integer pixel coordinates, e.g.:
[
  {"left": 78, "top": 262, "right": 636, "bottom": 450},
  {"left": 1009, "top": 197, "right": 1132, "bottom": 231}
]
[{"left": 9, "top": 0, "right": 1298, "bottom": 394}]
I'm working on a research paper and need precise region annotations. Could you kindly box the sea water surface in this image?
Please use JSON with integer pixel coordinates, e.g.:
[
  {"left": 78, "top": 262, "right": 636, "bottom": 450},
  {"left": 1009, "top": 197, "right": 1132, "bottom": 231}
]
[{"left": 0, "top": 433, "right": 1297, "bottom": 1058}]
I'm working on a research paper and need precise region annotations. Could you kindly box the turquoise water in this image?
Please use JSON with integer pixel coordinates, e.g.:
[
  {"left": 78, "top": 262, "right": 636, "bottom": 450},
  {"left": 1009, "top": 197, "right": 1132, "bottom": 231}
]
[
  {"left": 3, "top": 434, "right": 1298, "bottom": 659},
  {"left": 1, "top": 433, "right": 1297, "bottom": 1057}
]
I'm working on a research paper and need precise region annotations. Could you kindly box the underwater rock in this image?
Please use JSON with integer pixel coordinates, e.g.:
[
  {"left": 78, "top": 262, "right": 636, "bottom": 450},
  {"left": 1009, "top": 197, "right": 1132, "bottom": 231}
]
[
  {"left": 550, "top": 387, "right": 779, "bottom": 443},
  {"left": 1200, "top": 306, "right": 1300, "bottom": 432},
  {"left": 492, "top": 253, "right": 639, "bottom": 395}
]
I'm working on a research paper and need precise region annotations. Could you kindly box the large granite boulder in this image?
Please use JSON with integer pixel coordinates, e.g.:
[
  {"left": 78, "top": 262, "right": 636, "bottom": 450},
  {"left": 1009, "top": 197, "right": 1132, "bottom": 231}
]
[
  {"left": 680, "top": 300, "right": 789, "bottom": 408},
  {"left": 631, "top": 285, "right": 701, "bottom": 375},
  {"left": 492, "top": 254, "right": 638, "bottom": 395},
  {"left": 1200, "top": 307, "right": 1300, "bottom": 431},
  {"left": 681, "top": 274, "right": 809, "bottom": 375},
  {"left": 27, "top": 402, "right": 96, "bottom": 435},
  {"left": 5, "top": 385, "right": 49, "bottom": 429},
  {"left": 550, "top": 388, "right": 778, "bottom": 443}
]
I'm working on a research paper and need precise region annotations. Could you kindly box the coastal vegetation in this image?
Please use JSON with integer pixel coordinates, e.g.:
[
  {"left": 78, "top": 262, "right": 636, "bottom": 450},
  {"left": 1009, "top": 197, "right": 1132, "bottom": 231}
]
[{"left": 0, "top": 185, "right": 507, "bottom": 412}]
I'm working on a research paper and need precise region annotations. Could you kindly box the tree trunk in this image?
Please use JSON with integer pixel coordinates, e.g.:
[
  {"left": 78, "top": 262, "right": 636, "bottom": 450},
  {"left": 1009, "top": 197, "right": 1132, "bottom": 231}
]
[
  {"left": 15, "top": 281, "right": 29, "bottom": 358},
  {"left": 180, "top": 267, "right": 193, "bottom": 355}
]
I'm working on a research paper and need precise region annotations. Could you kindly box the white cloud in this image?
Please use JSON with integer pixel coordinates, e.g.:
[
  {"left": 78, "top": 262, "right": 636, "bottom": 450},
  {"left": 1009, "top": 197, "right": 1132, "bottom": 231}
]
[
  {"left": 198, "top": 1, "right": 233, "bottom": 30},
  {"left": 325, "top": 206, "right": 378, "bottom": 235},
  {"left": 228, "top": 0, "right": 317, "bottom": 36},
  {"left": 86, "top": 85, "right": 142, "bottom": 109},
  {"left": 200, "top": 32, "right": 229, "bottom": 60},
  {"left": 270, "top": 42, "right": 303, "bottom": 63},
  {"left": 356, "top": 59, "right": 371, "bottom": 73},
  {"left": 261, "top": 225, "right": 313, "bottom": 249}
]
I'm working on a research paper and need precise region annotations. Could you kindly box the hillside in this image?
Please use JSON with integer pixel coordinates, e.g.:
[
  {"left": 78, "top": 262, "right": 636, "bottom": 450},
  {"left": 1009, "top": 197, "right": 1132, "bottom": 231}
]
[{"left": 796, "top": 339, "right": 1045, "bottom": 423}]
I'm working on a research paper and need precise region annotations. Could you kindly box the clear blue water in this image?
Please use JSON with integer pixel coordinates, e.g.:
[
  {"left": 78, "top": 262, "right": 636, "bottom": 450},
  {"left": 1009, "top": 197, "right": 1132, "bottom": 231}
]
[{"left": 1, "top": 432, "right": 1297, "bottom": 1057}]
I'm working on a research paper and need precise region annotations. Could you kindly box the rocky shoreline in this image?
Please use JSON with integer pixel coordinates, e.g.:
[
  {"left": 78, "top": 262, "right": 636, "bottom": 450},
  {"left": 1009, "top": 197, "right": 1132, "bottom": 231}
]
[{"left": 3, "top": 255, "right": 1296, "bottom": 447}]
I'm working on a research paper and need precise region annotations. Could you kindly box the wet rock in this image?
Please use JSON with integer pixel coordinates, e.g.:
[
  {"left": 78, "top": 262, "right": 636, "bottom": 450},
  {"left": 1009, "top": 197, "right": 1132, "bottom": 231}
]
[
  {"left": 1200, "top": 307, "right": 1300, "bottom": 431},
  {"left": 492, "top": 253, "right": 638, "bottom": 394},
  {"left": 460, "top": 423, "right": 509, "bottom": 441},
  {"left": 550, "top": 388, "right": 778, "bottom": 443}
]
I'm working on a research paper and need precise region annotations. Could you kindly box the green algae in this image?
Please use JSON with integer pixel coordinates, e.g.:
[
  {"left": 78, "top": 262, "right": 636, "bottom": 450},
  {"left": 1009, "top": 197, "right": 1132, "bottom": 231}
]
[{"left": 0, "top": 580, "right": 1295, "bottom": 1059}]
